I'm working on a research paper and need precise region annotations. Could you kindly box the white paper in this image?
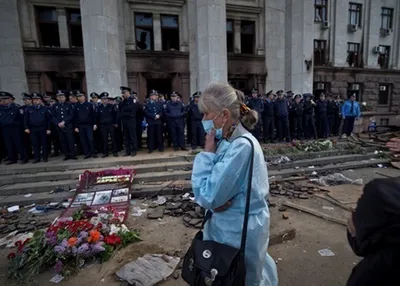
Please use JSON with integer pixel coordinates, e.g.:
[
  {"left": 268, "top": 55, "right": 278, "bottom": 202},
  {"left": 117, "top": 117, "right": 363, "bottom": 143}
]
[
  {"left": 50, "top": 274, "right": 64, "bottom": 283},
  {"left": 132, "top": 206, "right": 147, "bottom": 217},
  {"left": 318, "top": 249, "right": 335, "bottom": 256},
  {"left": 7, "top": 205, "right": 19, "bottom": 212},
  {"left": 322, "top": 206, "right": 334, "bottom": 211},
  {"left": 24, "top": 194, "right": 32, "bottom": 198}
]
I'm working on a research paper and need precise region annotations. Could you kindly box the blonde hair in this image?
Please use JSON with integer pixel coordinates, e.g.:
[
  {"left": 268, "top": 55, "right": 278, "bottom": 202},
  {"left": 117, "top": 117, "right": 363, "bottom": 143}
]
[{"left": 198, "top": 82, "right": 258, "bottom": 130}]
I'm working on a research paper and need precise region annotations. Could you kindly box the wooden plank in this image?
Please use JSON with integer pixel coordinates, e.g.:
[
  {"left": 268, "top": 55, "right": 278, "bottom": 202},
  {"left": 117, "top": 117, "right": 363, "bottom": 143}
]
[{"left": 313, "top": 193, "right": 354, "bottom": 212}]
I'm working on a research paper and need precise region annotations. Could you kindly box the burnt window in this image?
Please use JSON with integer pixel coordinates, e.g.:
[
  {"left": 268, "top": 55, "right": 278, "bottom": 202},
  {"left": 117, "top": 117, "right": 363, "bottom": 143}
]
[
  {"left": 314, "top": 40, "right": 327, "bottom": 66},
  {"left": 68, "top": 9, "right": 83, "bottom": 47},
  {"left": 313, "top": 82, "right": 330, "bottom": 98},
  {"left": 349, "top": 3, "right": 362, "bottom": 26},
  {"left": 347, "top": 83, "right": 362, "bottom": 101},
  {"left": 378, "top": 84, "right": 390, "bottom": 105},
  {"left": 380, "top": 118, "right": 389, "bottom": 125},
  {"left": 378, "top": 45, "right": 390, "bottom": 69},
  {"left": 240, "top": 21, "right": 255, "bottom": 54},
  {"left": 381, "top": 8, "right": 394, "bottom": 29},
  {"left": 226, "top": 20, "right": 234, "bottom": 53},
  {"left": 229, "top": 79, "right": 247, "bottom": 91},
  {"left": 53, "top": 79, "right": 82, "bottom": 92},
  {"left": 161, "top": 15, "right": 179, "bottom": 51},
  {"left": 347, "top": 43, "right": 361, "bottom": 67},
  {"left": 315, "top": 0, "right": 328, "bottom": 22},
  {"left": 135, "top": 13, "right": 154, "bottom": 51},
  {"left": 36, "top": 7, "right": 60, "bottom": 47}
]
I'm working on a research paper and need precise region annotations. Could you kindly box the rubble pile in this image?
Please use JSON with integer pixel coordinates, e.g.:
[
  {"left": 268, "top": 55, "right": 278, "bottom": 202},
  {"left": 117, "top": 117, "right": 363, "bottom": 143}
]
[
  {"left": 269, "top": 182, "right": 321, "bottom": 199},
  {"left": 0, "top": 212, "right": 52, "bottom": 235}
]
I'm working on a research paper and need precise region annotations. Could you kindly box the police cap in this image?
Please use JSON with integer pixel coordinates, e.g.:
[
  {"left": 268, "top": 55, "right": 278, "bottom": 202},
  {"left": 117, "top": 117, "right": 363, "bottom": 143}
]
[
  {"left": 75, "top": 90, "right": 86, "bottom": 97},
  {"left": 56, "top": 90, "right": 65, "bottom": 96},
  {"left": 251, "top": 88, "right": 258, "bottom": 93},
  {"left": 0, "top": 91, "right": 13, "bottom": 99},
  {"left": 31, "top": 92, "right": 43, "bottom": 100},
  {"left": 294, "top": 94, "right": 302, "bottom": 99},
  {"left": 276, "top": 90, "right": 284, "bottom": 95},
  {"left": 99, "top": 92, "right": 109, "bottom": 99},
  {"left": 120, "top": 86, "right": 131, "bottom": 93},
  {"left": 170, "top": 91, "right": 178, "bottom": 97},
  {"left": 266, "top": 90, "right": 273, "bottom": 96},
  {"left": 90, "top": 92, "right": 99, "bottom": 98},
  {"left": 21, "top": 93, "right": 31, "bottom": 100},
  {"left": 68, "top": 91, "right": 77, "bottom": 98},
  {"left": 149, "top": 89, "right": 158, "bottom": 96},
  {"left": 192, "top": 91, "right": 202, "bottom": 97}
]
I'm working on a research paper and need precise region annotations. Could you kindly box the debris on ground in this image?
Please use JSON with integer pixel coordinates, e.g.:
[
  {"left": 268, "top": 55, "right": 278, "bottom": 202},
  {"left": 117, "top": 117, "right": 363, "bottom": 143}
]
[
  {"left": 269, "top": 156, "right": 291, "bottom": 165},
  {"left": 269, "top": 228, "right": 297, "bottom": 246},
  {"left": 318, "top": 249, "right": 335, "bottom": 257},
  {"left": 269, "top": 182, "right": 321, "bottom": 199},
  {"left": 310, "top": 173, "right": 363, "bottom": 186},
  {"left": 294, "top": 140, "right": 334, "bottom": 152},
  {"left": 116, "top": 254, "right": 180, "bottom": 286}
]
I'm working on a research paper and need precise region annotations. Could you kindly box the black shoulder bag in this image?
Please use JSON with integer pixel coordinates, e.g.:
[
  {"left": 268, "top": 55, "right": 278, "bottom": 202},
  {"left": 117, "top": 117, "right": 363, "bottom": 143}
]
[{"left": 182, "top": 136, "right": 254, "bottom": 286}]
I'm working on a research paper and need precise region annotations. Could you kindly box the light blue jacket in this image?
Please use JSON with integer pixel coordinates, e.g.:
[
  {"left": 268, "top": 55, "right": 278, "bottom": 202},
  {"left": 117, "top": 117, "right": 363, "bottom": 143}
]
[
  {"left": 192, "top": 124, "right": 278, "bottom": 286},
  {"left": 342, "top": 100, "right": 361, "bottom": 118}
]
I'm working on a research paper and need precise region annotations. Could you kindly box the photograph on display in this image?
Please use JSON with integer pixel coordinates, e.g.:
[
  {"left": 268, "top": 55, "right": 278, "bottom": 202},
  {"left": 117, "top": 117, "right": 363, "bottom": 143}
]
[
  {"left": 111, "top": 196, "right": 129, "bottom": 203},
  {"left": 92, "top": 190, "right": 112, "bottom": 205},
  {"left": 74, "top": 193, "right": 95, "bottom": 204},
  {"left": 113, "top": 188, "right": 129, "bottom": 196}
]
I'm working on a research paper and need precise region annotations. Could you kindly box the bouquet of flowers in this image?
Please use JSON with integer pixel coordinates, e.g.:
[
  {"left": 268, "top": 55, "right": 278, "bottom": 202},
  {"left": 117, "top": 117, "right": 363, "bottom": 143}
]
[
  {"left": 7, "top": 205, "right": 140, "bottom": 282},
  {"left": 361, "top": 101, "right": 374, "bottom": 112}
]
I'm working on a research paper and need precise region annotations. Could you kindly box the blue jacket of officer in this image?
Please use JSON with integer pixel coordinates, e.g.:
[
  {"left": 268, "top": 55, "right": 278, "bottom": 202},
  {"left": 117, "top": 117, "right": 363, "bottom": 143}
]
[
  {"left": 247, "top": 98, "right": 264, "bottom": 115},
  {"left": 97, "top": 103, "right": 117, "bottom": 125},
  {"left": 188, "top": 103, "right": 203, "bottom": 121},
  {"left": 24, "top": 105, "right": 51, "bottom": 129},
  {"left": 263, "top": 99, "right": 274, "bottom": 117},
  {"left": 316, "top": 100, "right": 328, "bottom": 116},
  {"left": 119, "top": 97, "right": 137, "bottom": 120},
  {"left": 165, "top": 101, "right": 185, "bottom": 119},
  {"left": 52, "top": 102, "right": 74, "bottom": 126},
  {"left": 75, "top": 102, "right": 96, "bottom": 125},
  {"left": 0, "top": 103, "right": 24, "bottom": 127},
  {"left": 274, "top": 98, "right": 289, "bottom": 117},
  {"left": 144, "top": 100, "right": 163, "bottom": 125}
]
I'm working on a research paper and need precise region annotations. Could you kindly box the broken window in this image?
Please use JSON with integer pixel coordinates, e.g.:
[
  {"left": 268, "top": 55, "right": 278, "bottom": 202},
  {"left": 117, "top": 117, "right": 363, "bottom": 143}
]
[
  {"left": 314, "top": 40, "right": 327, "bottom": 66},
  {"left": 378, "top": 84, "right": 390, "bottom": 105},
  {"left": 378, "top": 45, "right": 390, "bottom": 69},
  {"left": 313, "top": 82, "right": 330, "bottom": 98},
  {"left": 68, "top": 9, "right": 83, "bottom": 47},
  {"left": 347, "top": 83, "right": 362, "bottom": 102},
  {"left": 135, "top": 13, "right": 154, "bottom": 51},
  {"left": 381, "top": 8, "right": 394, "bottom": 29},
  {"left": 347, "top": 43, "right": 361, "bottom": 67},
  {"left": 240, "top": 21, "right": 255, "bottom": 54},
  {"left": 161, "top": 15, "right": 179, "bottom": 51},
  {"left": 314, "top": 0, "right": 328, "bottom": 22},
  {"left": 53, "top": 78, "right": 82, "bottom": 92},
  {"left": 349, "top": 3, "right": 362, "bottom": 26},
  {"left": 36, "top": 7, "right": 60, "bottom": 47},
  {"left": 226, "top": 20, "right": 234, "bottom": 53}
]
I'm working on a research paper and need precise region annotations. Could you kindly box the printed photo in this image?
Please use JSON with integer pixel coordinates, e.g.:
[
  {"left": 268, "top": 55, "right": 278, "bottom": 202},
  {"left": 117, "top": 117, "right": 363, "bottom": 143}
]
[
  {"left": 113, "top": 188, "right": 129, "bottom": 196},
  {"left": 92, "top": 190, "right": 112, "bottom": 205},
  {"left": 111, "top": 196, "right": 129, "bottom": 203},
  {"left": 74, "top": 193, "right": 95, "bottom": 203}
]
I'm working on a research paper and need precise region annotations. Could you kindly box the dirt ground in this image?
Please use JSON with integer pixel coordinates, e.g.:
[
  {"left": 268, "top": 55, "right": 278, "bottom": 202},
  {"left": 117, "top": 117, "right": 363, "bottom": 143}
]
[{"left": 0, "top": 166, "right": 398, "bottom": 286}]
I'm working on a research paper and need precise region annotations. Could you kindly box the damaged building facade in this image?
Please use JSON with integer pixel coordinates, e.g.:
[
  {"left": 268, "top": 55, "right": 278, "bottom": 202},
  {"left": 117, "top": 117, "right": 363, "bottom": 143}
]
[{"left": 1, "top": 0, "right": 400, "bottom": 123}]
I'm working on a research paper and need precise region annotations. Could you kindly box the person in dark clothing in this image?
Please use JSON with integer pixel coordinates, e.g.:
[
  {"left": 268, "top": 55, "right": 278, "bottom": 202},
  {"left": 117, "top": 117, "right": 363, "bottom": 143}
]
[
  {"left": 315, "top": 93, "right": 328, "bottom": 138},
  {"left": 346, "top": 178, "right": 400, "bottom": 286},
  {"left": 21, "top": 93, "right": 33, "bottom": 159},
  {"left": 341, "top": 94, "right": 361, "bottom": 138},
  {"left": 97, "top": 92, "right": 118, "bottom": 157},
  {"left": 274, "top": 90, "right": 290, "bottom": 142},
  {"left": 119, "top": 86, "right": 138, "bottom": 156},
  {"left": 159, "top": 94, "right": 170, "bottom": 147},
  {"left": 24, "top": 93, "right": 51, "bottom": 163},
  {"left": 326, "top": 94, "right": 339, "bottom": 137},
  {"left": 165, "top": 91, "right": 188, "bottom": 151},
  {"left": 144, "top": 90, "right": 164, "bottom": 153},
  {"left": 291, "top": 94, "right": 304, "bottom": 140},
  {"left": 302, "top": 93, "right": 317, "bottom": 139},
  {"left": 247, "top": 88, "right": 263, "bottom": 140},
  {"left": 133, "top": 91, "right": 144, "bottom": 150},
  {"left": 262, "top": 90, "right": 275, "bottom": 143},
  {"left": 332, "top": 95, "right": 341, "bottom": 136},
  {"left": 45, "top": 92, "right": 60, "bottom": 157},
  {"left": 69, "top": 91, "right": 83, "bottom": 156},
  {"left": 187, "top": 92, "right": 204, "bottom": 150},
  {"left": 75, "top": 91, "right": 97, "bottom": 159}
]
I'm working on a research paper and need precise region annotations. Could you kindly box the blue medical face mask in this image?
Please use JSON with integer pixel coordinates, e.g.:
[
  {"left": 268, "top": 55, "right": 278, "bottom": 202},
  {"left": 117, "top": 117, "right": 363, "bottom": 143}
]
[{"left": 202, "top": 112, "right": 224, "bottom": 140}]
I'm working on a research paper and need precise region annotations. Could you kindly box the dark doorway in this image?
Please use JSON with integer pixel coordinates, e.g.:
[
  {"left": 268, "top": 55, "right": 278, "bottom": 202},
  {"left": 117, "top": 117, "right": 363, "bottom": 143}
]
[{"left": 147, "top": 79, "right": 172, "bottom": 97}]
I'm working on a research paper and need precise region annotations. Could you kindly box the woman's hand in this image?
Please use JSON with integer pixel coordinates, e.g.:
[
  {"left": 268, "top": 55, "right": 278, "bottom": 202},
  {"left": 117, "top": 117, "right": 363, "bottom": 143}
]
[
  {"left": 204, "top": 129, "right": 216, "bottom": 153},
  {"left": 347, "top": 215, "right": 356, "bottom": 237},
  {"left": 386, "top": 138, "right": 400, "bottom": 152},
  {"left": 213, "top": 201, "right": 232, "bottom": 212}
]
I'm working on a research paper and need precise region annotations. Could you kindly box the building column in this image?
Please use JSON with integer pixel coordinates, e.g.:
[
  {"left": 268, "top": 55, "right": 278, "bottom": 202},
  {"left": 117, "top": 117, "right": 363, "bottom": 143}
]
[
  {"left": 153, "top": 13, "right": 162, "bottom": 51},
  {"left": 80, "top": 0, "right": 122, "bottom": 96},
  {"left": 234, "top": 19, "right": 241, "bottom": 54},
  {"left": 0, "top": 0, "right": 28, "bottom": 99},
  {"left": 366, "top": 0, "right": 381, "bottom": 68},
  {"left": 180, "top": 2, "right": 189, "bottom": 52},
  {"left": 57, "top": 8, "right": 70, "bottom": 48},
  {"left": 117, "top": 0, "right": 127, "bottom": 86},
  {"left": 284, "top": 0, "right": 314, "bottom": 94},
  {"left": 257, "top": 12, "right": 265, "bottom": 55},
  {"left": 188, "top": 0, "right": 198, "bottom": 94},
  {"left": 332, "top": 0, "right": 347, "bottom": 67},
  {"left": 196, "top": 0, "right": 228, "bottom": 91}
]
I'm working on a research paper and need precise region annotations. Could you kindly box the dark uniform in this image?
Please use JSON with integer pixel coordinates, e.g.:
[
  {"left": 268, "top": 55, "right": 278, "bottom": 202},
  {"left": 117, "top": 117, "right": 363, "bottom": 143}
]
[
  {"left": 21, "top": 93, "right": 33, "bottom": 159},
  {"left": 133, "top": 92, "right": 144, "bottom": 150},
  {"left": 52, "top": 90, "right": 76, "bottom": 160},
  {"left": 274, "top": 91, "right": 290, "bottom": 142},
  {"left": 90, "top": 92, "right": 102, "bottom": 154},
  {"left": 291, "top": 94, "right": 304, "bottom": 140},
  {"left": 0, "top": 92, "right": 27, "bottom": 164},
  {"left": 316, "top": 97, "right": 328, "bottom": 138},
  {"left": 119, "top": 86, "right": 138, "bottom": 156},
  {"left": 145, "top": 90, "right": 164, "bottom": 153},
  {"left": 188, "top": 92, "right": 204, "bottom": 149},
  {"left": 262, "top": 91, "right": 275, "bottom": 143},
  {"left": 24, "top": 93, "right": 51, "bottom": 163},
  {"left": 69, "top": 91, "right": 82, "bottom": 156},
  {"left": 247, "top": 88, "right": 264, "bottom": 140},
  {"left": 327, "top": 96, "right": 340, "bottom": 136},
  {"left": 165, "top": 92, "right": 187, "bottom": 151},
  {"left": 97, "top": 92, "right": 118, "bottom": 157},
  {"left": 303, "top": 94, "right": 317, "bottom": 140},
  {"left": 45, "top": 92, "right": 60, "bottom": 156},
  {"left": 74, "top": 91, "right": 97, "bottom": 159}
]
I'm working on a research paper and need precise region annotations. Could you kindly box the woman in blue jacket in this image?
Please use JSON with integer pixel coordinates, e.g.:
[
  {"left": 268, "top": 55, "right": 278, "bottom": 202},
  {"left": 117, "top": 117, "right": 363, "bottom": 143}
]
[{"left": 341, "top": 94, "right": 361, "bottom": 138}]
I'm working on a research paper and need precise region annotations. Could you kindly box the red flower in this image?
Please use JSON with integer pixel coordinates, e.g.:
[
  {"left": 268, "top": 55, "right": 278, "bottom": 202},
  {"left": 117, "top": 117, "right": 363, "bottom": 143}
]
[
  {"left": 97, "top": 223, "right": 103, "bottom": 230},
  {"left": 7, "top": 252, "right": 16, "bottom": 260},
  {"left": 14, "top": 241, "right": 22, "bottom": 247},
  {"left": 22, "top": 238, "right": 31, "bottom": 246},
  {"left": 104, "top": 234, "right": 122, "bottom": 246}
]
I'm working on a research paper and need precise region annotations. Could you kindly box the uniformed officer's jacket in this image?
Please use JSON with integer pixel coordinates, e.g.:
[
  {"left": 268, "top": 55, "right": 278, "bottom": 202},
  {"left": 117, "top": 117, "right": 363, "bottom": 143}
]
[
  {"left": 303, "top": 100, "right": 315, "bottom": 116},
  {"left": 97, "top": 104, "right": 117, "bottom": 125},
  {"left": 119, "top": 97, "right": 137, "bottom": 120},
  {"left": 144, "top": 101, "right": 163, "bottom": 125},
  {"left": 263, "top": 99, "right": 274, "bottom": 117},
  {"left": 165, "top": 101, "right": 186, "bottom": 120},
  {"left": 24, "top": 105, "right": 51, "bottom": 129},
  {"left": 74, "top": 102, "right": 96, "bottom": 125},
  {"left": 0, "top": 103, "right": 24, "bottom": 127},
  {"left": 247, "top": 98, "right": 264, "bottom": 115},
  {"left": 316, "top": 100, "right": 328, "bottom": 116},
  {"left": 291, "top": 102, "right": 304, "bottom": 117},
  {"left": 188, "top": 103, "right": 203, "bottom": 121},
  {"left": 274, "top": 98, "right": 289, "bottom": 117},
  {"left": 51, "top": 102, "right": 74, "bottom": 126},
  {"left": 327, "top": 101, "right": 339, "bottom": 116}
]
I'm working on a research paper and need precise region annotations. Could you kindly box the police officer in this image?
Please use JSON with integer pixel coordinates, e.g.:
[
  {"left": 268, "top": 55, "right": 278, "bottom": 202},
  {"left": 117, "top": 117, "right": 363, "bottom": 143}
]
[
  {"left": 274, "top": 90, "right": 291, "bottom": 142},
  {"left": 144, "top": 90, "right": 164, "bottom": 153},
  {"left": 21, "top": 93, "right": 33, "bottom": 159},
  {"left": 316, "top": 93, "right": 328, "bottom": 138},
  {"left": 0, "top": 92, "right": 27, "bottom": 164},
  {"left": 327, "top": 94, "right": 340, "bottom": 136},
  {"left": 158, "top": 94, "right": 170, "bottom": 147},
  {"left": 291, "top": 94, "right": 304, "bottom": 140},
  {"left": 47, "top": 93, "right": 61, "bottom": 156},
  {"left": 188, "top": 92, "right": 204, "bottom": 150},
  {"left": 247, "top": 88, "right": 263, "bottom": 140},
  {"left": 166, "top": 91, "right": 187, "bottom": 151},
  {"left": 119, "top": 86, "right": 138, "bottom": 156},
  {"left": 90, "top": 92, "right": 100, "bottom": 106},
  {"left": 74, "top": 91, "right": 97, "bottom": 159},
  {"left": 262, "top": 90, "right": 275, "bottom": 143},
  {"left": 132, "top": 91, "right": 144, "bottom": 150},
  {"left": 24, "top": 93, "right": 51, "bottom": 163},
  {"left": 68, "top": 91, "right": 83, "bottom": 155},
  {"left": 52, "top": 90, "right": 77, "bottom": 160},
  {"left": 303, "top": 93, "right": 317, "bottom": 139},
  {"left": 97, "top": 92, "right": 118, "bottom": 157}
]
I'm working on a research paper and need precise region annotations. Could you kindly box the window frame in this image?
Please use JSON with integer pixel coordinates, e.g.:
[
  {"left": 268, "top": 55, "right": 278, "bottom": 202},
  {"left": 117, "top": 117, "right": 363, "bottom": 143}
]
[
  {"left": 347, "top": 83, "right": 362, "bottom": 102},
  {"left": 381, "top": 7, "right": 394, "bottom": 29},
  {"left": 347, "top": 42, "right": 361, "bottom": 67},
  {"left": 160, "top": 14, "right": 180, "bottom": 51},
  {"left": 348, "top": 3, "right": 362, "bottom": 27},
  {"left": 226, "top": 19, "right": 234, "bottom": 53},
  {"left": 67, "top": 8, "right": 83, "bottom": 48},
  {"left": 135, "top": 12, "right": 154, "bottom": 51},
  {"left": 378, "top": 45, "right": 390, "bottom": 69},
  {"left": 314, "top": 39, "right": 327, "bottom": 66},
  {"left": 314, "top": 0, "right": 328, "bottom": 22},
  {"left": 240, "top": 20, "right": 255, "bottom": 55},
  {"left": 378, "top": 84, "right": 391, "bottom": 106},
  {"left": 313, "top": 81, "right": 330, "bottom": 98},
  {"left": 35, "top": 6, "right": 60, "bottom": 47}
]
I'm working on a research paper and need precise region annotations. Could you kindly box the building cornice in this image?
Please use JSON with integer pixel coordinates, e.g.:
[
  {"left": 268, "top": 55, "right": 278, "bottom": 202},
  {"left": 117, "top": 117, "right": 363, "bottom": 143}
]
[
  {"left": 29, "top": 0, "right": 80, "bottom": 8},
  {"left": 314, "top": 66, "right": 400, "bottom": 75},
  {"left": 226, "top": 3, "right": 262, "bottom": 15}
]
